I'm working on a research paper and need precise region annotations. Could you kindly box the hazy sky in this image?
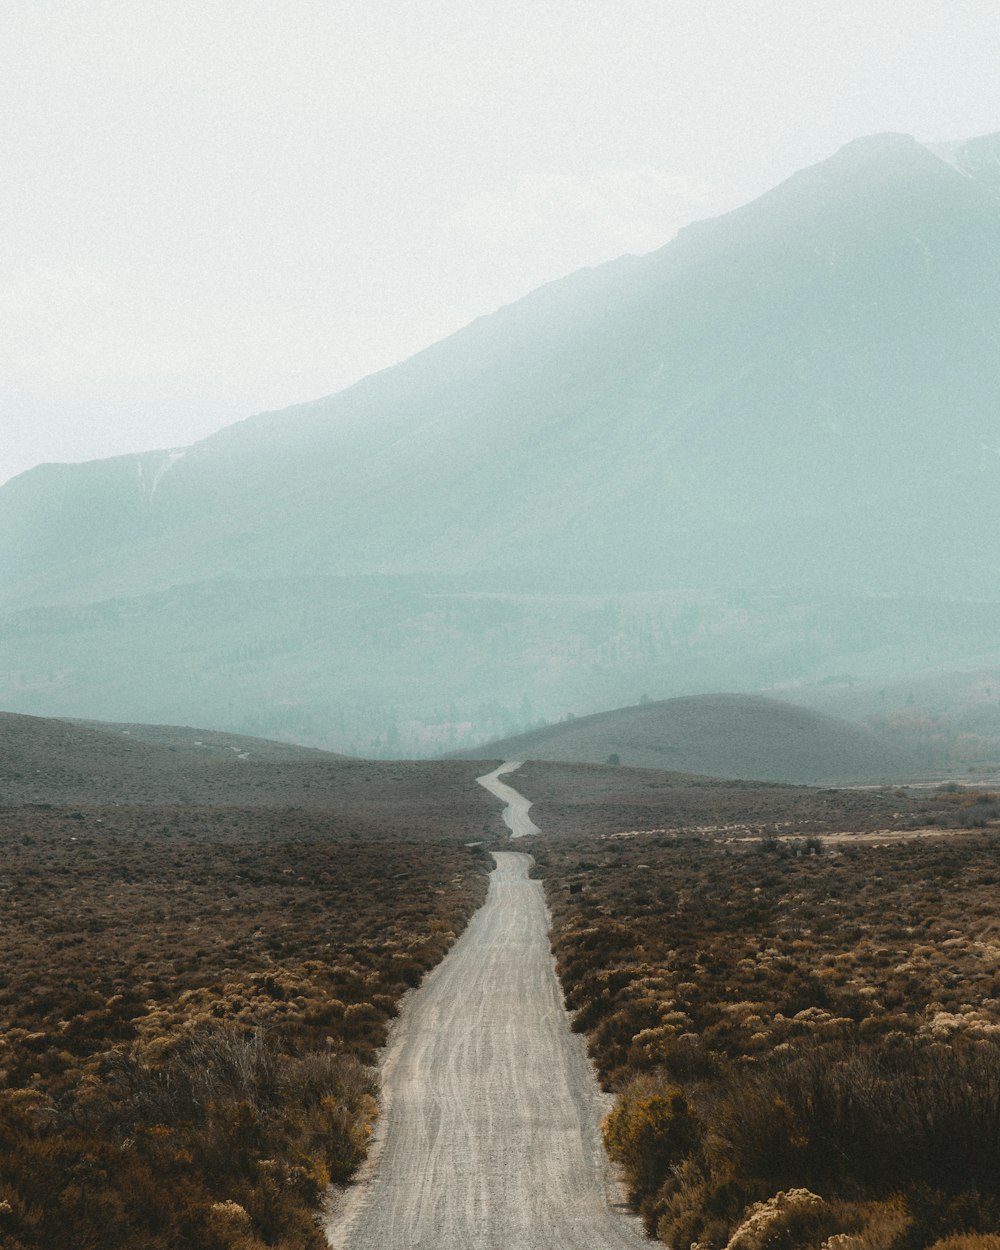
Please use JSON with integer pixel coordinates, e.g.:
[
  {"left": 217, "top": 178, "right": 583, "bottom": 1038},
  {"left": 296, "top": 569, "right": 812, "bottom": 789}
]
[{"left": 2, "top": 0, "right": 998, "bottom": 485}]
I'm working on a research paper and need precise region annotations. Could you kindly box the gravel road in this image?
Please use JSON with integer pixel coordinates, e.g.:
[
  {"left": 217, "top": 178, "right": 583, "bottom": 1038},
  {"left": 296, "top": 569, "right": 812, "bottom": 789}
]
[
  {"left": 326, "top": 844, "right": 646, "bottom": 1249},
  {"left": 476, "top": 761, "right": 541, "bottom": 837}
]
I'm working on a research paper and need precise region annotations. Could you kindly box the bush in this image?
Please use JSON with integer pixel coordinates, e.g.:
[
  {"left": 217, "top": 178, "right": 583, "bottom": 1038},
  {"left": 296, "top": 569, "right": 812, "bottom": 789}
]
[
  {"left": 603, "top": 1075, "right": 701, "bottom": 1227},
  {"left": 711, "top": 1039, "right": 1000, "bottom": 1198}
]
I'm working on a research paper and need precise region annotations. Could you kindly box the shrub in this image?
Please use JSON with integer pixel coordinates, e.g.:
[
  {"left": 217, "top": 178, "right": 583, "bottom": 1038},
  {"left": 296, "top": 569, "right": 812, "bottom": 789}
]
[
  {"left": 723, "top": 1188, "right": 831, "bottom": 1250},
  {"left": 603, "top": 1075, "right": 702, "bottom": 1227}
]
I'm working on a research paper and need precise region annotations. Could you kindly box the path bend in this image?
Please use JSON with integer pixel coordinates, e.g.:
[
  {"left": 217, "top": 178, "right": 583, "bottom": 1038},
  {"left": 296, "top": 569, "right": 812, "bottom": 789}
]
[{"left": 476, "top": 761, "right": 541, "bottom": 838}]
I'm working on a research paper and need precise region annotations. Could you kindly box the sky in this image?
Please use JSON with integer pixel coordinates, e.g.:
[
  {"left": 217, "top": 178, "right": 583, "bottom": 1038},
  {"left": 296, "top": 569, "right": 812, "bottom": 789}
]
[{"left": 2, "top": 0, "right": 999, "bottom": 486}]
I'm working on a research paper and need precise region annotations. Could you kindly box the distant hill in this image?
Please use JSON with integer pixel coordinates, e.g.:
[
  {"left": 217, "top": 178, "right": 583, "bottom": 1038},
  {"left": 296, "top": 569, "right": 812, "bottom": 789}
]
[
  {"left": 0, "top": 710, "right": 507, "bottom": 851},
  {"left": 4, "top": 132, "right": 1000, "bottom": 751},
  {"left": 450, "top": 694, "right": 921, "bottom": 785},
  {"left": 0, "top": 710, "right": 490, "bottom": 815},
  {"left": 63, "top": 716, "right": 341, "bottom": 760},
  {"left": 786, "top": 666, "right": 1000, "bottom": 780},
  {"left": 0, "top": 710, "right": 344, "bottom": 806}
]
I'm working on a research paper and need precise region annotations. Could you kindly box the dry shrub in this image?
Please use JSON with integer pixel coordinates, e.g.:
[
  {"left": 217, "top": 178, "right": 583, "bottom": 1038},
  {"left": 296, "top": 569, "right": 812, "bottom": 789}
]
[
  {"left": 723, "top": 1189, "right": 831, "bottom": 1250},
  {"left": 542, "top": 822, "right": 1000, "bottom": 1247},
  {"left": 818, "top": 1198, "right": 910, "bottom": 1250},
  {"left": 0, "top": 1025, "right": 379, "bottom": 1249},
  {"left": 602, "top": 1075, "right": 701, "bottom": 1231},
  {"left": 928, "top": 1238, "right": 1000, "bottom": 1250},
  {"left": 710, "top": 1040, "right": 1000, "bottom": 1197},
  {"left": 0, "top": 806, "right": 491, "bottom": 1248}
]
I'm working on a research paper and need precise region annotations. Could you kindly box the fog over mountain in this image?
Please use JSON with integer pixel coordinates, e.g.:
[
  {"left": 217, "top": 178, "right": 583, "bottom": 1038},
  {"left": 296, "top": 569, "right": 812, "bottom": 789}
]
[{"left": 4, "top": 132, "right": 1000, "bottom": 760}]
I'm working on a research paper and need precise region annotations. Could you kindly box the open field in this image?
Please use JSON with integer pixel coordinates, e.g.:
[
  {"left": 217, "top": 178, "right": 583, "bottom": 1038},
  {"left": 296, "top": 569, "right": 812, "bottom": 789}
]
[
  {"left": 0, "top": 710, "right": 504, "bottom": 818},
  {"left": 6, "top": 703, "right": 1000, "bottom": 1249},
  {"left": 513, "top": 759, "right": 942, "bottom": 837},
  {"left": 518, "top": 770, "right": 1000, "bottom": 1250}
]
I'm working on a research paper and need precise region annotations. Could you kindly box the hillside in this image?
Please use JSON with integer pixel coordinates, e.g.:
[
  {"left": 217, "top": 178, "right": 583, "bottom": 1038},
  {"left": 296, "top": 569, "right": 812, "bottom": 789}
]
[
  {"left": 451, "top": 693, "right": 919, "bottom": 784},
  {"left": 0, "top": 710, "right": 494, "bottom": 823},
  {"left": 5, "top": 133, "right": 1000, "bottom": 604},
  {"left": 4, "top": 133, "right": 1000, "bottom": 749},
  {"left": 784, "top": 664, "right": 1000, "bottom": 780}
]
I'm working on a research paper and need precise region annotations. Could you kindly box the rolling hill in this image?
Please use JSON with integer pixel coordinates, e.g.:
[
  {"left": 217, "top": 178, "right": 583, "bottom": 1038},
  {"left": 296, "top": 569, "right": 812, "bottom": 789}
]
[
  {"left": 450, "top": 693, "right": 921, "bottom": 785},
  {"left": 3, "top": 132, "right": 1000, "bottom": 750},
  {"left": 0, "top": 709, "right": 489, "bottom": 818}
]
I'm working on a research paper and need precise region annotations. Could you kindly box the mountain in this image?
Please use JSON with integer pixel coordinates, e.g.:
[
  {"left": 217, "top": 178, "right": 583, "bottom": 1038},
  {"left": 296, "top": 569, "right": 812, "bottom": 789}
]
[
  {"left": 450, "top": 693, "right": 920, "bottom": 785},
  {"left": 3, "top": 132, "right": 1000, "bottom": 751}
]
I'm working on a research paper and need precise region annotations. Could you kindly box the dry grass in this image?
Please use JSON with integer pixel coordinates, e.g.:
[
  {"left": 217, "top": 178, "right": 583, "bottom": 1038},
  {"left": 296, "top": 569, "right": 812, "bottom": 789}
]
[
  {"left": 0, "top": 800, "right": 492, "bottom": 1249},
  {"left": 525, "top": 776, "right": 1000, "bottom": 1250}
]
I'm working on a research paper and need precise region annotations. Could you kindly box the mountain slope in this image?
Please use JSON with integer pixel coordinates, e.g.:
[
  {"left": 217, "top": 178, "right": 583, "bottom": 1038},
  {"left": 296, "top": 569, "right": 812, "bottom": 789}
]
[
  {"left": 3, "top": 133, "right": 1000, "bottom": 749},
  {"left": 4, "top": 133, "right": 1000, "bottom": 607},
  {"left": 451, "top": 693, "right": 920, "bottom": 785}
]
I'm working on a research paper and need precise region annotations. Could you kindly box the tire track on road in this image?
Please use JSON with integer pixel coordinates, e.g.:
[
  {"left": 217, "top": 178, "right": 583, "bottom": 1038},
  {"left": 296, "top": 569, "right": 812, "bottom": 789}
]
[{"left": 325, "top": 773, "right": 646, "bottom": 1250}]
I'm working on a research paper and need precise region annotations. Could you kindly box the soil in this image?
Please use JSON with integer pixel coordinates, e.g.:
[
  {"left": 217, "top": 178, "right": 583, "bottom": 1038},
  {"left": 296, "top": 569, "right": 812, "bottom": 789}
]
[{"left": 326, "top": 850, "right": 645, "bottom": 1250}]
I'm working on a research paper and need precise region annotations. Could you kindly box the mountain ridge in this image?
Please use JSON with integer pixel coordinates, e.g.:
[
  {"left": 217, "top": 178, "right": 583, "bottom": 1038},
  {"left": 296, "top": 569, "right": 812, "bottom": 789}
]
[
  {"left": 3, "top": 131, "right": 1000, "bottom": 752},
  {"left": 5, "top": 130, "right": 1000, "bottom": 605}
]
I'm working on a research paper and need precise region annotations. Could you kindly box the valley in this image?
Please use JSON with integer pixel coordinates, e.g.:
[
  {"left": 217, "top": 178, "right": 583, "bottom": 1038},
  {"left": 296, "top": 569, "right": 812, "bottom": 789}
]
[
  {"left": 3, "top": 713, "right": 999, "bottom": 1248},
  {"left": 4, "top": 121, "right": 1000, "bottom": 1250}
]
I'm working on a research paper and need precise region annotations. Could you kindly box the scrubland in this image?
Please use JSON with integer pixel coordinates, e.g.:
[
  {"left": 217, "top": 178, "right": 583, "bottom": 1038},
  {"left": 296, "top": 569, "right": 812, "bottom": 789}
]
[
  {"left": 0, "top": 801, "right": 491, "bottom": 1250},
  {"left": 529, "top": 776, "right": 1000, "bottom": 1250},
  {"left": 5, "top": 735, "right": 998, "bottom": 1250}
]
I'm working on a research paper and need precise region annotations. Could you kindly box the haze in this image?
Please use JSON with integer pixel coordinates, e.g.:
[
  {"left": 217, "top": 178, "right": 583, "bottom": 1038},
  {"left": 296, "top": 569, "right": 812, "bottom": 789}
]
[{"left": 3, "top": 0, "right": 999, "bottom": 486}]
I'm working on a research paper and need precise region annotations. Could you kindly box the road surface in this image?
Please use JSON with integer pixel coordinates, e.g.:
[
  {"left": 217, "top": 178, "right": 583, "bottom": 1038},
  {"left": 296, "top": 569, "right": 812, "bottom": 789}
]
[
  {"left": 476, "top": 761, "right": 541, "bottom": 838},
  {"left": 326, "top": 809, "right": 646, "bottom": 1250}
]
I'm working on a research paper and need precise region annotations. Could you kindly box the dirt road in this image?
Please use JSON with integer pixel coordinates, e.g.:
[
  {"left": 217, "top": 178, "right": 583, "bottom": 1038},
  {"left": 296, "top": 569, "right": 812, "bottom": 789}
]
[
  {"left": 476, "top": 761, "right": 541, "bottom": 838},
  {"left": 326, "top": 847, "right": 647, "bottom": 1250}
]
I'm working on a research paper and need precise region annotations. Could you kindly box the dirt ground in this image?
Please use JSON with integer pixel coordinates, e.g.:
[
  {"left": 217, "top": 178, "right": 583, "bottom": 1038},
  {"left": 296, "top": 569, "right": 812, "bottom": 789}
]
[{"left": 326, "top": 851, "right": 646, "bottom": 1250}]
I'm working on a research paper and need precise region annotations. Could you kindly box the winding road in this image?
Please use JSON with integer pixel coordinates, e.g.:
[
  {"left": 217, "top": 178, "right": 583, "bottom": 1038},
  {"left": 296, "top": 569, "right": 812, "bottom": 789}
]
[
  {"left": 476, "top": 761, "right": 542, "bottom": 838},
  {"left": 325, "top": 766, "right": 646, "bottom": 1250}
]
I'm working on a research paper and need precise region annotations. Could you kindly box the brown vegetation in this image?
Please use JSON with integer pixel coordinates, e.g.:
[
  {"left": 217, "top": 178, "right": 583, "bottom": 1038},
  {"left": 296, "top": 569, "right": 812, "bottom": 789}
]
[
  {"left": 528, "top": 776, "right": 1000, "bottom": 1250},
  {"left": 0, "top": 801, "right": 492, "bottom": 1249}
]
